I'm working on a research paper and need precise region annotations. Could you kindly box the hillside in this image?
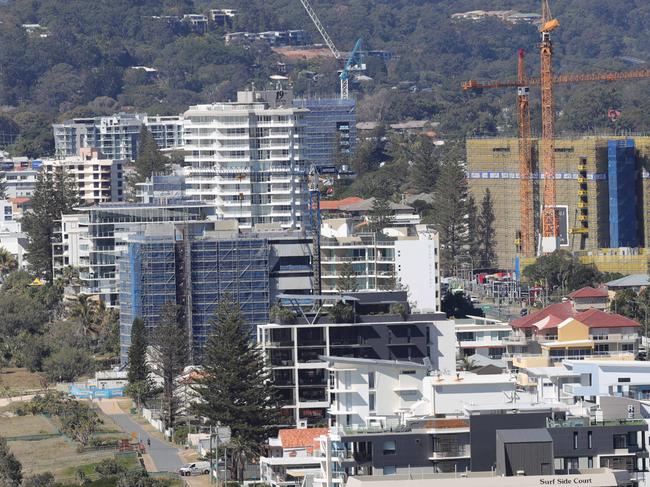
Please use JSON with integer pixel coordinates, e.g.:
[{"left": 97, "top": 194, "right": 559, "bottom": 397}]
[{"left": 0, "top": 0, "right": 650, "bottom": 157}]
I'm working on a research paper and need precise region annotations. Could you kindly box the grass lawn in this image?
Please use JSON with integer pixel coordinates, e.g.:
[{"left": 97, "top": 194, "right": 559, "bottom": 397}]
[
  {"left": 9, "top": 436, "right": 114, "bottom": 478},
  {"left": 0, "top": 367, "right": 44, "bottom": 394},
  {"left": 0, "top": 414, "right": 57, "bottom": 437}
]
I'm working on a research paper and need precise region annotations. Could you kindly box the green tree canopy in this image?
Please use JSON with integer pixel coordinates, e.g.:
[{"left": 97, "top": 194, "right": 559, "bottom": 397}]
[
  {"left": 134, "top": 126, "right": 170, "bottom": 182},
  {"left": 192, "top": 297, "right": 278, "bottom": 481}
]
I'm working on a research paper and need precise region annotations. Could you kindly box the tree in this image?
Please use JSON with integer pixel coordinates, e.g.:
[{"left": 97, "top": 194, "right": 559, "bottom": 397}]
[
  {"left": 408, "top": 136, "right": 439, "bottom": 193},
  {"left": 430, "top": 161, "right": 469, "bottom": 274},
  {"left": 0, "top": 248, "right": 16, "bottom": 276},
  {"left": 466, "top": 195, "right": 480, "bottom": 258},
  {"left": 523, "top": 250, "right": 603, "bottom": 296},
  {"left": 22, "top": 170, "right": 78, "bottom": 281},
  {"left": 0, "top": 436, "right": 22, "bottom": 487},
  {"left": 441, "top": 292, "right": 484, "bottom": 319},
  {"left": 69, "top": 294, "right": 99, "bottom": 337},
  {"left": 150, "top": 303, "right": 189, "bottom": 434},
  {"left": 367, "top": 197, "right": 394, "bottom": 233},
  {"left": 134, "top": 127, "right": 170, "bottom": 182},
  {"left": 477, "top": 189, "right": 497, "bottom": 268},
  {"left": 42, "top": 347, "right": 94, "bottom": 382},
  {"left": 336, "top": 261, "right": 359, "bottom": 293},
  {"left": 192, "top": 298, "right": 278, "bottom": 481},
  {"left": 125, "top": 318, "right": 152, "bottom": 408}
]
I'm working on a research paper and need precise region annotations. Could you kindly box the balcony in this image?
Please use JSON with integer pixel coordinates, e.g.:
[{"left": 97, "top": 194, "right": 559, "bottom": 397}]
[{"left": 429, "top": 445, "right": 471, "bottom": 460}]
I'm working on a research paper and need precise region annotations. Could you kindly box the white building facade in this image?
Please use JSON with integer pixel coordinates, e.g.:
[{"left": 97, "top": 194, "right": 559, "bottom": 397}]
[
  {"left": 42, "top": 148, "right": 124, "bottom": 205},
  {"left": 183, "top": 89, "right": 308, "bottom": 230}
]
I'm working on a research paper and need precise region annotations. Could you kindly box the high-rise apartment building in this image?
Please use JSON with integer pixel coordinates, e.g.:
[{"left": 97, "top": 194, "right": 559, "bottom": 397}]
[
  {"left": 53, "top": 113, "right": 183, "bottom": 161},
  {"left": 119, "top": 221, "right": 314, "bottom": 363},
  {"left": 292, "top": 98, "right": 356, "bottom": 168},
  {"left": 42, "top": 148, "right": 124, "bottom": 205},
  {"left": 183, "top": 88, "right": 308, "bottom": 230},
  {"left": 75, "top": 199, "right": 214, "bottom": 306}
]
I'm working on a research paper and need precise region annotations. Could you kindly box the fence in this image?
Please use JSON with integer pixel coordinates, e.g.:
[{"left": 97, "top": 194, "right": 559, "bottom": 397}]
[{"left": 69, "top": 384, "right": 124, "bottom": 399}]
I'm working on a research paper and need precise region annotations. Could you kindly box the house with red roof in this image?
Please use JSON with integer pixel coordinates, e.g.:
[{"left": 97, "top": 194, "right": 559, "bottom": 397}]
[
  {"left": 566, "top": 286, "right": 609, "bottom": 311},
  {"left": 261, "top": 427, "right": 328, "bottom": 487},
  {"left": 509, "top": 297, "right": 640, "bottom": 369}
]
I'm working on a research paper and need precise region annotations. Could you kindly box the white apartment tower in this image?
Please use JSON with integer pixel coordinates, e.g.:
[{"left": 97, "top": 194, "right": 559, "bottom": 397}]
[{"left": 183, "top": 88, "right": 308, "bottom": 229}]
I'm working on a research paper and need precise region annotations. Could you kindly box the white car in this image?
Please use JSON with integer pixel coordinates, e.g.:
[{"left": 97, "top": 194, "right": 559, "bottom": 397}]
[{"left": 179, "top": 461, "right": 211, "bottom": 476}]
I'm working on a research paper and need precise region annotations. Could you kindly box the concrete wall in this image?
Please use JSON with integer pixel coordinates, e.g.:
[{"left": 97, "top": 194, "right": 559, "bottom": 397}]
[
  {"left": 469, "top": 412, "right": 550, "bottom": 471},
  {"left": 395, "top": 238, "right": 440, "bottom": 312}
]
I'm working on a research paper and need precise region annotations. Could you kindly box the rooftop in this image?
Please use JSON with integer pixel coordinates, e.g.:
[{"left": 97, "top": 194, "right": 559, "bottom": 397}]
[
  {"left": 568, "top": 286, "right": 609, "bottom": 299},
  {"left": 511, "top": 301, "right": 574, "bottom": 329},
  {"left": 278, "top": 428, "right": 328, "bottom": 450},
  {"left": 575, "top": 308, "right": 640, "bottom": 328},
  {"left": 606, "top": 274, "right": 650, "bottom": 288}
]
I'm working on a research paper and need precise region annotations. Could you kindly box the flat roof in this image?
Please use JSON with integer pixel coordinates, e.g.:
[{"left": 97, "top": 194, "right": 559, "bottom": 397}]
[
  {"left": 429, "top": 372, "right": 514, "bottom": 386},
  {"left": 497, "top": 428, "right": 552, "bottom": 443},
  {"left": 524, "top": 367, "right": 581, "bottom": 378}
]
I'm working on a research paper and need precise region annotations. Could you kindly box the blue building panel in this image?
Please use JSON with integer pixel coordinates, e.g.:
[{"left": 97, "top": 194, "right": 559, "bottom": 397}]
[
  {"left": 293, "top": 98, "right": 356, "bottom": 168},
  {"left": 119, "top": 232, "right": 269, "bottom": 364},
  {"left": 608, "top": 139, "right": 638, "bottom": 248}
]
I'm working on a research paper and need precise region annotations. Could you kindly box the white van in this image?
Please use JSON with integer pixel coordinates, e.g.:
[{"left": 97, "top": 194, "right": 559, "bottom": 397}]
[{"left": 179, "top": 461, "right": 211, "bottom": 476}]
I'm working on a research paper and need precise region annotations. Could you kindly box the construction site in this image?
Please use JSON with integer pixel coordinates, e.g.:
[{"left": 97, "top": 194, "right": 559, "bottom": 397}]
[
  {"left": 467, "top": 135, "right": 650, "bottom": 272},
  {"left": 464, "top": 0, "right": 650, "bottom": 275}
]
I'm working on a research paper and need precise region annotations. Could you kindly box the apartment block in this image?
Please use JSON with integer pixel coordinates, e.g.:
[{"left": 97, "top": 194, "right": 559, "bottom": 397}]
[
  {"left": 52, "top": 213, "right": 90, "bottom": 280},
  {"left": 76, "top": 199, "right": 213, "bottom": 306},
  {"left": 53, "top": 113, "right": 183, "bottom": 161},
  {"left": 1, "top": 158, "right": 40, "bottom": 198},
  {"left": 42, "top": 148, "right": 124, "bottom": 205},
  {"left": 509, "top": 300, "right": 640, "bottom": 369},
  {"left": 292, "top": 98, "right": 356, "bottom": 168},
  {"left": 320, "top": 220, "right": 441, "bottom": 312},
  {"left": 183, "top": 88, "right": 308, "bottom": 230},
  {"left": 466, "top": 136, "right": 650, "bottom": 270},
  {"left": 258, "top": 295, "right": 452, "bottom": 427}
]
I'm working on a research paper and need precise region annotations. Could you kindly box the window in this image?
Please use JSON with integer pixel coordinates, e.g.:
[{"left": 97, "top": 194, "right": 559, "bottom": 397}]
[
  {"left": 565, "top": 457, "right": 579, "bottom": 473},
  {"left": 368, "top": 372, "right": 375, "bottom": 389},
  {"left": 587, "top": 431, "right": 592, "bottom": 449},
  {"left": 400, "top": 370, "right": 416, "bottom": 375},
  {"left": 382, "top": 440, "right": 396, "bottom": 455},
  {"left": 587, "top": 457, "right": 593, "bottom": 468},
  {"left": 383, "top": 466, "right": 396, "bottom": 475},
  {"left": 618, "top": 377, "right": 631, "bottom": 383},
  {"left": 573, "top": 432, "right": 579, "bottom": 449},
  {"left": 369, "top": 392, "right": 376, "bottom": 412},
  {"left": 613, "top": 434, "right": 627, "bottom": 449}
]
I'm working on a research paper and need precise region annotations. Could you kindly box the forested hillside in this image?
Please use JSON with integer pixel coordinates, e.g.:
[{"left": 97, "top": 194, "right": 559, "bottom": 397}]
[{"left": 1, "top": 0, "right": 650, "bottom": 157}]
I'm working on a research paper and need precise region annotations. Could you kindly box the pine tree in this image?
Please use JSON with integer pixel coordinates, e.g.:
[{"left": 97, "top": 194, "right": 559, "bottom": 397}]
[
  {"left": 336, "top": 261, "right": 359, "bottom": 293},
  {"left": 430, "top": 160, "right": 469, "bottom": 274},
  {"left": 192, "top": 297, "right": 278, "bottom": 481},
  {"left": 0, "top": 435, "right": 22, "bottom": 487},
  {"left": 367, "top": 197, "right": 394, "bottom": 233},
  {"left": 134, "top": 127, "right": 170, "bottom": 182},
  {"left": 408, "top": 136, "right": 439, "bottom": 193},
  {"left": 466, "top": 194, "right": 480, "bottom": 258},
  {"left": 22, "top": 170, "right": 78, "bottom": 281},
  {"left": 477, "top": 188, "right": 497, "bottom": 268},
  {"left": 125, "top": 317, "right": 151, "bottom": 408},
  {"left": 150, "top": 303, "right": 189, "bottom": 434}
]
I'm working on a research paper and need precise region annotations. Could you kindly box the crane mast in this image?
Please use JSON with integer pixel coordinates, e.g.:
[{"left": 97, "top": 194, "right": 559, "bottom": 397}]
[
  {"left": 298, "top": 0, "right": 354, "bottom": 99},
  {"left": 539, "top": 0, "right": 560, "bottom": 253},
  {"left": 517, "top": 49, "right": 534, "bottom": 257}
]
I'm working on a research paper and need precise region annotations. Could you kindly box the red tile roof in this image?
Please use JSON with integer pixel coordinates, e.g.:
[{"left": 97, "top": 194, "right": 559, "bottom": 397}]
[
  {"left": 574, "top": 308, "right": 640, "bottom": 328},
  {"left": 567, "top": 286, "right": 609, "bottom": 299},
  {"left": 511, "top": 301, "right": 575, "bottom": 329},
  {"left": 278, "top": 428, "right": 328, "bottom": 450},
  {"left": 320, "top": 197, "right": 364, "bottom": 211}
]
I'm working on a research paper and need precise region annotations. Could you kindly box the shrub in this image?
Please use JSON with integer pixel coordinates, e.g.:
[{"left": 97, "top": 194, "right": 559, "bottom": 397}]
[
  {"left": 269, "top": 304, "right": 297, "bottom": 324},
  {"left": 389, "top": 303, "right": 409, "bottom": 320},
  {"left": 330, "top": 301, "right": 354, "bottom": 323}
]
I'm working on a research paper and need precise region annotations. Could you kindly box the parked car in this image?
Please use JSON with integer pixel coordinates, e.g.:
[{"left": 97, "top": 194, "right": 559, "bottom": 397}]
[{"left": 179, "top": 461, "right": 211, "bottom": 476}]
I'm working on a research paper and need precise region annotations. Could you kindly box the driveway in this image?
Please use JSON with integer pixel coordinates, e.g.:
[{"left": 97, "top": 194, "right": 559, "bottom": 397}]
[{"left": 97, "top": 399, "right": 183, "bottom": 472}]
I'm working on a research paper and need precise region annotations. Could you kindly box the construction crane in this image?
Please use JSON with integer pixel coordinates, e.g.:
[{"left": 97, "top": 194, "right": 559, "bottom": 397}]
[
  {"left": 463, "top": 0, "right": 650, "bottom": 256},
  {"left": 298, "top": 0, "right": 362, "bottom": 99}
]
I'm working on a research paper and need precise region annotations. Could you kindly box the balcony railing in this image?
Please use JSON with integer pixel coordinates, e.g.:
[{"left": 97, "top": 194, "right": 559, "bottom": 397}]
[{"left": 430, "top": 445, "right": 470, "bottom": 459}]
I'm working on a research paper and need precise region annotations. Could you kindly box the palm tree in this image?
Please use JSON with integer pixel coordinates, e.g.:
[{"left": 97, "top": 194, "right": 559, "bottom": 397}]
[
  {"left": 70, "top": 294, "right": 99, "bottom": 337},
  {"left": 0, "top": 247, "right": 17, "bottom": 275}
]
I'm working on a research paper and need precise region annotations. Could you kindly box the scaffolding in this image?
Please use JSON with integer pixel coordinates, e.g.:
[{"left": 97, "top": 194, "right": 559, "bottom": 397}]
[{"left": 467, "top": 135, "right": 650, "bottom": 269}]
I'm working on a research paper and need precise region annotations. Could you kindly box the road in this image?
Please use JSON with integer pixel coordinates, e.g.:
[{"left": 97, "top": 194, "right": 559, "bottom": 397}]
[{"left": 98, "top": 399, "right": 184, "bottom": 473}]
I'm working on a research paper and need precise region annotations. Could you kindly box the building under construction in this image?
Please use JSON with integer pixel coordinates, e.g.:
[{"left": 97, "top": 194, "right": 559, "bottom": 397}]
[
  {"left": 467, "top": 135, "right": 650, "bottom": 272},
  {"left": 118, "top": 221, "right": 313, "bottom": 364}
]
